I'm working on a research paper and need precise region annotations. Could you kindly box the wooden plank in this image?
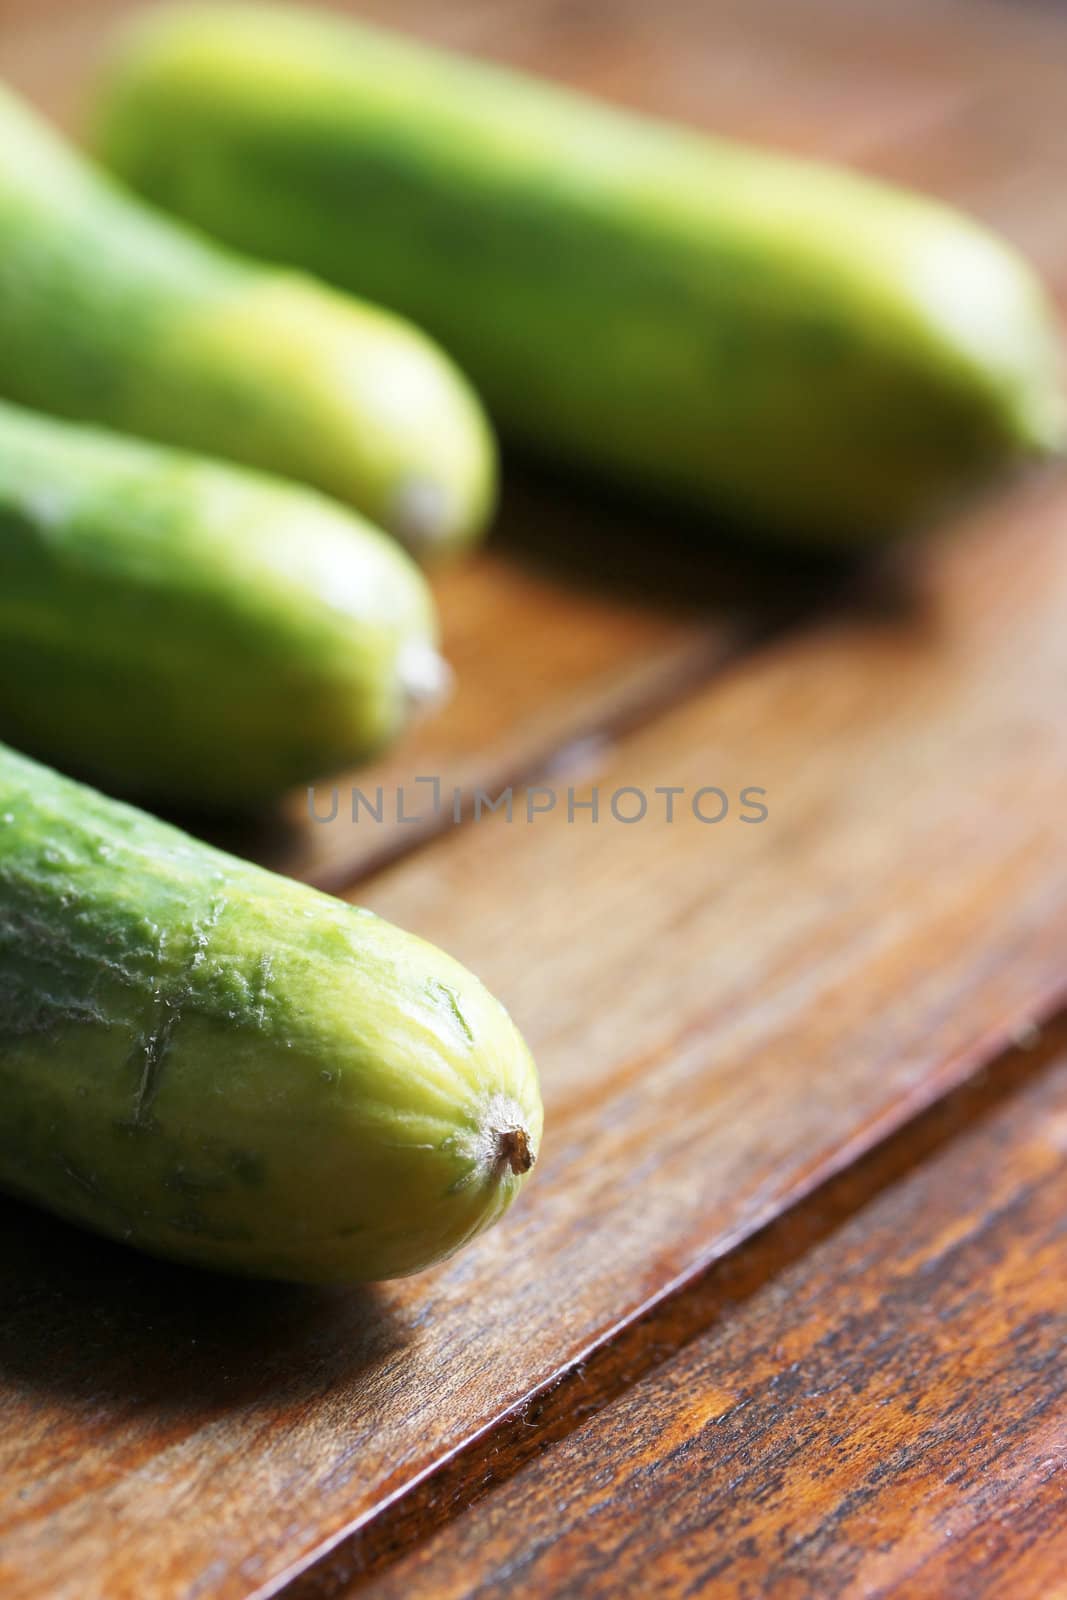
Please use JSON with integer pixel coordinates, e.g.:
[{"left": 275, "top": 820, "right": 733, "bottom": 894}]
[
  {"left": 355, "top": 1027, "right": 1067, "bottom": 1600},
  {"left": 2, "top": 474, "right": 1066, "bottom": 1600},
  {"left": 0, "top": 3, "right": 1066, "bottom": 1597}
]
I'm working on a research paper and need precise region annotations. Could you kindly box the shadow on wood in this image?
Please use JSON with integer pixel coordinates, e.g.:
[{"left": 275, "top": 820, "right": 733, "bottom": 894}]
[{"left": 0, "top": 1192, "right": 404, "bottom": 1418}]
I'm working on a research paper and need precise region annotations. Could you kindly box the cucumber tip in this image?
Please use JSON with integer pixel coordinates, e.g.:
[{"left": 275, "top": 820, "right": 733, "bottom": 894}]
[
  {"left": 389, "top": 475, "right": 457, "bottom": 555},
  {"left": 496, "top": 1126, "right": 535, "bottom": 1176},
  {"left": 399, "top": 641, "right": 454, "bottom": 713},
  {"left": 457, "top": 1094, "right": 538, "bottom": 1185},
  {"left": 1025, "top": 388, "right": 1067, "bottom": 458}
]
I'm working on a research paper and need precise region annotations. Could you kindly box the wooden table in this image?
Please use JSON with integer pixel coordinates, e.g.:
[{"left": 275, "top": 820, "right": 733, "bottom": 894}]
[{"left": 2, "top": 1, "right": 1066, "bottom": 1596}]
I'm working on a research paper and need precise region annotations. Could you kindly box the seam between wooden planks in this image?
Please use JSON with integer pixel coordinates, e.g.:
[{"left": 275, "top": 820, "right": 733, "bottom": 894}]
[
  {"left": 306, "top": 619, "right": 752, "bottom": 895},
  {"left": 313, "top": 544, "right": 904, "bottom": 899},
  {"left": 262, "top": 979, "right": 1067, "bottom": 1600}
]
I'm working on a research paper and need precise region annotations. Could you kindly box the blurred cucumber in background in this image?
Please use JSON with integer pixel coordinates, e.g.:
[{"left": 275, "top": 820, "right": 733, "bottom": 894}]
[
  {"left": 0, "top": 79, "right": 496, "bottom": 560},
  {"left": 92, "top": 3, "right": 1064, "bottom": 546},
  {"left": 0, "top": 399, "right": 445, "bottom": 809}
]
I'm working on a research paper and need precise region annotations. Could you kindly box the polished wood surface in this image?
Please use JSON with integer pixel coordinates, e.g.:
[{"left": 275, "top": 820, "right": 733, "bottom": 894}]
[
  {"left": 1, "top": 1, "right": 1065, "bottom": 1597},
  {"left": 360, "top": 1025, "right": 1067, "bottom": 1600}
]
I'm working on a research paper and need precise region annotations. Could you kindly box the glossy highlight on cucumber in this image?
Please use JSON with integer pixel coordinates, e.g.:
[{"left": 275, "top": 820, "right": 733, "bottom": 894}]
[
  {"left": 94, "top": 2, "right": 1064, "bottom": 543},
  {"left": 0, "top": 399, "right": 445, "bottom": 807},
  {"left": 0, "top": 743, "right": 542, "bottom": 1282}
]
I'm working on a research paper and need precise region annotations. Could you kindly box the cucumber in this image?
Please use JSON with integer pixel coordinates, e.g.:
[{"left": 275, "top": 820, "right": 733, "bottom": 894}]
[
  {"left": 94, "top": 3, "right": 1064, "bottom": 543},
  {"left": 0, "top": 742, "right": 541, "bottom": 1282},
  {"left": 0, "top": 80, "right": 495, "bottom": 559},
  {"left": 0, "top": 399, "right": 445, "bottom": 809}
]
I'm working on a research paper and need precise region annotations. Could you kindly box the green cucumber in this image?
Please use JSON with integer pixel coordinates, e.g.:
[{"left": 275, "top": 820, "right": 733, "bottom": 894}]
[
  {"left": 0, "top": 80, "right": 495, "bottom": 558},
  {"left": 94, "top": 3, "right": 1064, "bottom": 543},
  {"left": 0, "top": 742, "right": 541, "bottom": 1282},
  {"left": 0, "top": 398, "right": 444, "bottom": 808}
]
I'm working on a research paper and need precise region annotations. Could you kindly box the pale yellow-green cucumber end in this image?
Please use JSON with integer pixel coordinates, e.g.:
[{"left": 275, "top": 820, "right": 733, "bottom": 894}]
[
  {"left": 398, "top": 640, "right": 455, "bottom": 717},
  {"left": 172, "top": 272, "right": 499, "bottom": 562},
  {"left": 904, "top": 206, "right": 1066, "bottom": 465},
  {"left": 1014, "top": 381, "right": 1067, "bottom": 460}
]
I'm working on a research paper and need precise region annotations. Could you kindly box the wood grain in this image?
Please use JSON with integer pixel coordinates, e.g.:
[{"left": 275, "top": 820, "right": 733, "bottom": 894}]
[
  {"left": 358, "top": 1028, "right": 1067, "bottom": 1600},
  {"left": 279, "top": 1010, "right": 1067, "bottom": 1594},
  {"left": 0, "top": 2, "right": 1066, "bottom": 1598}
]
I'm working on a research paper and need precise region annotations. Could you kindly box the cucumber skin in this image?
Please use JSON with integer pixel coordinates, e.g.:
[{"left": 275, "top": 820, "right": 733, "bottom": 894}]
[
  {"left": 0, "top": 400, "right": 437, "bottom": 808},
  {"left": 94, "top": 5, "right": 1064, "bottom": 544},
  {"left": 0, "top": 744, "right": 542, "bottom": 1282},
  {"left": 0, "top": 82, "right": 496, "bottom": 559}
]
